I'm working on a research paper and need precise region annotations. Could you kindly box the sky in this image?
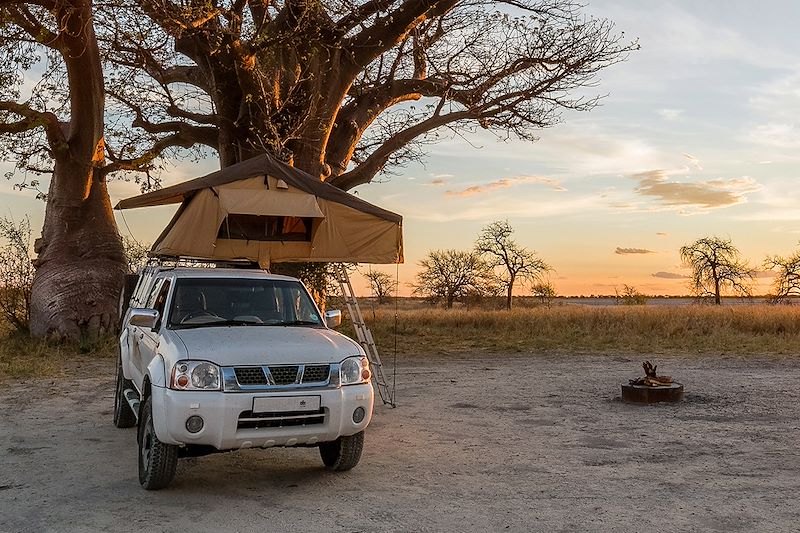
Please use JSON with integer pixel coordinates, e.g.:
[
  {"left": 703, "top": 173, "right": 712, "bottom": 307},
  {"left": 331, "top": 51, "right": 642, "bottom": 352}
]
[{"left": 2, "top": 0, "right": 800, "bottom": 296}]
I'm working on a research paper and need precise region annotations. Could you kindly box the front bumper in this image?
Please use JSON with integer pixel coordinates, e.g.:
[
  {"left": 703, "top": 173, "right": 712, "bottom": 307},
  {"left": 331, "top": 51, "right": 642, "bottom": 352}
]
[{"left": 150, "top": 384, "right": 374, "bottom": 450}]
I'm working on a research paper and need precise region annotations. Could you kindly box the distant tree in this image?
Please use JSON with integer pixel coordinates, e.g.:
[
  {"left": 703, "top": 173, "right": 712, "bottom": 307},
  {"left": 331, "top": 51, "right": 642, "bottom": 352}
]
[
  {"left": 531, "top": 281, "right": 557, "bottom": 307},
  {"left": 412, "top": 250, "right": 490, "bottom": 308},
  {"left": 616, "top": 284, "right": 647, "bottom": 305},
  {"left": 680, "top": 237, "right": 753, "bottom": 305},
  {"left": 122, "top": 237, "right": 150, "bottom": 275},
  {"left": 475, "top": 220, "right": 551, "bottom": 310},
  {"left": 764, "top": 248, "right": 800, "bottom": 303},
  {"left": 363, "top": 270, "right": 397, "bottom": 305},
  {"left": 0, "top": 217, "right": 35, "bottom": 331},
  {"left": 272, "top": 262, "right": 350, "bottom": 312}
]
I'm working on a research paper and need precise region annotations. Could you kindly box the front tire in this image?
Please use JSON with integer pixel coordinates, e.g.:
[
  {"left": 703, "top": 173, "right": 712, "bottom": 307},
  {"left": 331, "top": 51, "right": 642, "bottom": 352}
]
[
  {"left": 138, "top": 396, "right": 178, "bottom": 490},
  {"left": 113, "top": 356, "right": 136, "bottom": 428},
  {"left": 319, "top": 431, "right": 364, "bottom": 471}
]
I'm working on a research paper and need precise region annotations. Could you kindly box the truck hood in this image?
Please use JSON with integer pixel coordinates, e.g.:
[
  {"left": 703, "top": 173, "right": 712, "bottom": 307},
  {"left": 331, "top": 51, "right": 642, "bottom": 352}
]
[{"left": 169, "top": 326, "right": 363, "bottom": 366}]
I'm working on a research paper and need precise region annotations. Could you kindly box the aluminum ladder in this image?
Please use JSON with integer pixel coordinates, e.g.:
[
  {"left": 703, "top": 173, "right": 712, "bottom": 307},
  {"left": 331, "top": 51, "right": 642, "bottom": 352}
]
[{"left": 333, "top": 264, "right": 395, "bottom": 406}]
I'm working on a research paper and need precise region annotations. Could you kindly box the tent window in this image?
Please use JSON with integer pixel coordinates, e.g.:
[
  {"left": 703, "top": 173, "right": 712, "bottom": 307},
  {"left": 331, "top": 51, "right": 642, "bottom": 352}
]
[{"left": 217, "top": 214, "right": 313, "bottom": 242}]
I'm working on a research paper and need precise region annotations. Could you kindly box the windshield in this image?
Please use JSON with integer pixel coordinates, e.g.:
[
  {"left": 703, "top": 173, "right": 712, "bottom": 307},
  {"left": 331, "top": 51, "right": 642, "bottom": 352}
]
[{"left": 167, "top": 278, "right": 323, "bottom": 328}]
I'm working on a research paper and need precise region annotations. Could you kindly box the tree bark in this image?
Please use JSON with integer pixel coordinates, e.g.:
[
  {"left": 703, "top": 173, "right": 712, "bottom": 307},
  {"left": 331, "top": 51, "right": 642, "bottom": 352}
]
[
  {"left": 28, "top": 0, "right": 126, "bottom": 341},
  {"left": 31, "top": 167, "right": 126, "bottom": 340}
]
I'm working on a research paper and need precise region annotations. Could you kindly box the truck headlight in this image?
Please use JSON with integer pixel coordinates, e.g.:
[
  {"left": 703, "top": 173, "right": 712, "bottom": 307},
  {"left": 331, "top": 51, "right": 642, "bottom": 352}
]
[
  {"left": 340, "top": 356, "right": 370, "bottom": 385},
  {"left": 171, "top": 361, "right": 221, "bottom": 391}
]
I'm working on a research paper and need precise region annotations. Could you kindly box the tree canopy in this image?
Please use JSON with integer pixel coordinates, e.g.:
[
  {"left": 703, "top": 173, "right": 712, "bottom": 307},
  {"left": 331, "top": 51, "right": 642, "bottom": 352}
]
[
  {"left": 475, "top": 220, "right": 550, "bottom": 309},
  {"left": 680, "top": 237, "right": 753, "bottom": 305},
  {"left": 764, "top": 247, "right": 800, "bottom": 303},
  {"left": 96, "top": 0, "right": 637, "bottom": 189},
  {"left": 413, "top": 249, "right": 491, "bottom": 308}
]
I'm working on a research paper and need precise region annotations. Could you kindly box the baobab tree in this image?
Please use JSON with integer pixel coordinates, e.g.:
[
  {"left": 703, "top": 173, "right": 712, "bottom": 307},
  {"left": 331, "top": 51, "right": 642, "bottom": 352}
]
[
  {"left": 0, "top": 0, "right": 128, "bottom": 340},
  {"left": 2, "top": 0, "right": 635, "bottom": 338},
  {"left": 102, "top": 0, "right": 637, "bottom": 186},
  {"left": 679, "top": 237, "right": 753, "bottom": 305},
  {"left": 475, "top": 220, "right": 550, "bottom": 309}
]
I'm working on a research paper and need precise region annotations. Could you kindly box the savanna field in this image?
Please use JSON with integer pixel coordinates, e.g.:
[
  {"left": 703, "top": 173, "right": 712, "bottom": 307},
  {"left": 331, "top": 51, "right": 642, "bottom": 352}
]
[
  {"left": 336, "top": 297, "right": 800, "bottom": 357},
  {"left": 5, "top": 299, "right": 800, "bottom": 381}
]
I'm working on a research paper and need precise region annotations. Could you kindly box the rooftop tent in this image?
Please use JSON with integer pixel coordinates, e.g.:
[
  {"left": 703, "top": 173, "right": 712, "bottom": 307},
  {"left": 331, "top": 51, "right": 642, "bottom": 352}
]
[{"left": 115, "top": 153, "right": 403, "bottom": 267}]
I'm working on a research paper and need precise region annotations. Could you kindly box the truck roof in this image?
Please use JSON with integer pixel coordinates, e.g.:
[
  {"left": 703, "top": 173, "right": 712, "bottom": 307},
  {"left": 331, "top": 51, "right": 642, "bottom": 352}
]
[{"left": 154, "top": 267, "right": 299, "bottom": 282}]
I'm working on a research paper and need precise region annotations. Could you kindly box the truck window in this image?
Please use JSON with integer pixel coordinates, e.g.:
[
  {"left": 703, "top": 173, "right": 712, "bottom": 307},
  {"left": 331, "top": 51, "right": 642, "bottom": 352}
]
[
  {"left": 168, "top": 278, "right": 322, "bottom": 327},
  {"left": 145, "top": 279, "right": 163, "bottom": 309},
  {"left": 152, "top": 280, "right": 171, "bottom": 327}
]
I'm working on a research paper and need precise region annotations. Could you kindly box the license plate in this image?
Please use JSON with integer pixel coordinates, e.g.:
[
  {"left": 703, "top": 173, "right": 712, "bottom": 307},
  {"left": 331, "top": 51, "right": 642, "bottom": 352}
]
[{"left": 253, "top": 396, "right": 321, "bottom": 413}]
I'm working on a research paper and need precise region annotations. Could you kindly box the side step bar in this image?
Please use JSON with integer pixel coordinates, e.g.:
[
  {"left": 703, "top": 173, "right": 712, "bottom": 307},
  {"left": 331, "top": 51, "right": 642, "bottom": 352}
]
[{"left": 124, "top": 388, "right": 141, "bottom": 421}]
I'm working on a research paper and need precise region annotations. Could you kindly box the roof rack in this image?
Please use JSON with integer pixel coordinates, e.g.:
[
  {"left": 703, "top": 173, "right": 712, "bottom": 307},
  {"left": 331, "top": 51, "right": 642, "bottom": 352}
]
[{"left": 145, "top": 255, "right": 261, "bottom": 270}]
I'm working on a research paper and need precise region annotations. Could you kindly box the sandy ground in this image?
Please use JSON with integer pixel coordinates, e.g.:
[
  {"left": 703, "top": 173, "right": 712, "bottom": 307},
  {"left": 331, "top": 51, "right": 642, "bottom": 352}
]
[{"left": 1, "top": 353, "right": 799, "bottom": 533}]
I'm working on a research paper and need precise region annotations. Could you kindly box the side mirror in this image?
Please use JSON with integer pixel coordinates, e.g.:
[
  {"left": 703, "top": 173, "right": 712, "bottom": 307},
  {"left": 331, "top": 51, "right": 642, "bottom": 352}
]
[
  {"left": 324, "top": 309, "right": 342, "bottom": 328},
  {"left": 129, "top": 308, "right": 160, "bottom": 329}
]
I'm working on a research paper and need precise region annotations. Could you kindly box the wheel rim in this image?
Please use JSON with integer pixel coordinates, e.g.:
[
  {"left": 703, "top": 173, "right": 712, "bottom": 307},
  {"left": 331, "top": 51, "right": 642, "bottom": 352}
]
[
  {"left": 114, "top": 370, "right": 121, "bottom": 415},
  {"left": 141, "top": 423, "right": 152, "bottom": 470}
]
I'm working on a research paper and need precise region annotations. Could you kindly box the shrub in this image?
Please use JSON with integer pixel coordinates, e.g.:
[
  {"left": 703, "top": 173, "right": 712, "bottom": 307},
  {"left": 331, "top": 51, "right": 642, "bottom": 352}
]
[{"left": 0, "top": 216, "right": 35, "bottom": 332}]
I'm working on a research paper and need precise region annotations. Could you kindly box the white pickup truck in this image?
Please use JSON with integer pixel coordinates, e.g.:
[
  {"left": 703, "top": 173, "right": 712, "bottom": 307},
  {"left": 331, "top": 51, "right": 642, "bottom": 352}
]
[{"left": 114, "top": 266, "right": 374, "bottom": 490}]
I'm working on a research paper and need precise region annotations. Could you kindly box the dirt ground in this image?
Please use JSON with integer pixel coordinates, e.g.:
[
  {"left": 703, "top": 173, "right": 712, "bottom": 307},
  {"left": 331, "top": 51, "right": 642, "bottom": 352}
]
[{"left": 1, "top": 353, "right": 799, "bottom": 533}]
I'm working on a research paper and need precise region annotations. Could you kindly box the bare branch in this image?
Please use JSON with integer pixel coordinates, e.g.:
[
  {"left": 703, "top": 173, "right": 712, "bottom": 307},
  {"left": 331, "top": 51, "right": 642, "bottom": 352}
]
[
  {"left": 331, "top": 108, "right": 471, "bottom": 189},
  {"left": 0, "top": 100, "right": 66, "bottom": 148},
  {"left": 345, "top": 0, "right": 458, "bottom": 69}
]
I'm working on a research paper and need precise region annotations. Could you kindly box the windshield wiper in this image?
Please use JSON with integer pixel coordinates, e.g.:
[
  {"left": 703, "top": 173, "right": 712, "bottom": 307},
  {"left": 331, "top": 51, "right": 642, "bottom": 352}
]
[
  {"left": 173, "top": 319, "right": 262, "bottom": 329},
  {"left": 274, "top": 320, "right": 321, "bottom": 326}
]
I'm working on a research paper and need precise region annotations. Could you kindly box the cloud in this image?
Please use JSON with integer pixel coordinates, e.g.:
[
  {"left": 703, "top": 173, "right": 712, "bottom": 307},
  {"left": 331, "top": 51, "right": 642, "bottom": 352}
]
[
  {"left": 615, "top": 247, "right": 656, "bottom": 255},
  {"left": 404, "top": 194, "right": 600, "bottom": 222},
  {"left": 744, "top": 69, "right": 800, "bottom": 150},
  {"left": 632, "top": 170, "right": 760, "bottom": 210},
  {"left": 445, "top": 175, "right": 566, "bottom": 197},
  {"left": 656, "top": 232, "right": 669, "bottom": 237},
  {"left": 745, "top": 123, "right": 800, "bottom": 149},
  {"left": 651, "top": 272, "right": 689, "bottom": 279},
  {"left": 659, "top": 109, "right": 684, "bottom": 121},
  {"left": 428, "top": 178, "right": 447, "bottom": 186},
  {"left": 683, "top": 153, "right": 703, "bottom": 171}
]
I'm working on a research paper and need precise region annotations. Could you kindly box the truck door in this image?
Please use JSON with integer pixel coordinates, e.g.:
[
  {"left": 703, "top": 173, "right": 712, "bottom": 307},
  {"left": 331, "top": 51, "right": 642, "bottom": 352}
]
[
  {"left": 131, "top": 278, "right": 164, "bottom": 381},
  {"left": 138, "top": 279, "right": 172, "bottom": 379}
]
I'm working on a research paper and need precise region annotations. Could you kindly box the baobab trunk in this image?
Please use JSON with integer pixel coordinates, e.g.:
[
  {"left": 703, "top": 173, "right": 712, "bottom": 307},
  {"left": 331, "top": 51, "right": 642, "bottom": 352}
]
[
  {"left": 28, "top": 0, "right": 126, "bottom": 341},
  {"left": 30, "top": 162, "right": 125, "bottom": 341}
]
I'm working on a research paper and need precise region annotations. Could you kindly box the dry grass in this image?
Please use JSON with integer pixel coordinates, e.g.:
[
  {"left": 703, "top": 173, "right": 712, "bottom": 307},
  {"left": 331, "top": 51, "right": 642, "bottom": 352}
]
[
  {"left": 3, "top": 302, "right": 798, "bottom": 381},
  {"left": 0, "top": 323, "right": 115, "bottom": 381},
  {"left": 348, "top": 304, "right": 800, "bottom": 356}
]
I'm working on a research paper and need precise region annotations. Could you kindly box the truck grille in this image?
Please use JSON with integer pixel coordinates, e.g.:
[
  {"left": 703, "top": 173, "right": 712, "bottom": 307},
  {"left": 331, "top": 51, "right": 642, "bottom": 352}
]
[
  {"left": 301, "top": 365, "right": 330, "bottom": 383},
  {"left": 237, "top": 409, "right": 325, "bottom": 430},
  {"left": 234, "top": 367, "right": 268, "bottom": 386},
  {"left": 231, "top": 365, "right": 331, "bottom": 388},
  {"left": 269, "top": 365, "right": 299, "bottom": 385}
]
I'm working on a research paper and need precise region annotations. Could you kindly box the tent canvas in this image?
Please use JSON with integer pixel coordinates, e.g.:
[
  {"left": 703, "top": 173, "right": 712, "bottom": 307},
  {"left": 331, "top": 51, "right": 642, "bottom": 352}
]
[{"left": 115, "top": 153, "right": 403, "bottom": 267}]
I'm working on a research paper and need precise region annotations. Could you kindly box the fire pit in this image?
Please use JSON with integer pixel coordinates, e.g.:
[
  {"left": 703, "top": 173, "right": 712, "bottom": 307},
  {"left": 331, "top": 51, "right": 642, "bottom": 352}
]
[{"left": 622, "top": 361, "right": 684, "bottom": 404}]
